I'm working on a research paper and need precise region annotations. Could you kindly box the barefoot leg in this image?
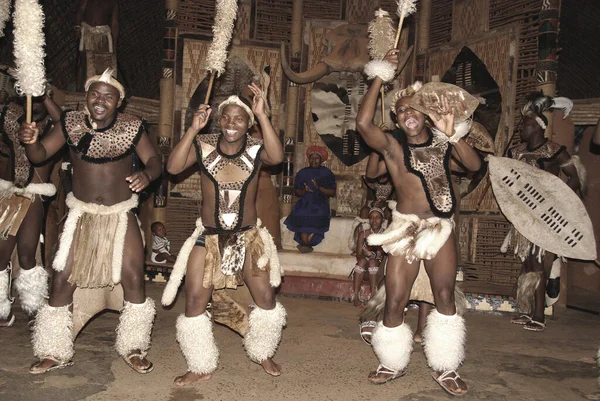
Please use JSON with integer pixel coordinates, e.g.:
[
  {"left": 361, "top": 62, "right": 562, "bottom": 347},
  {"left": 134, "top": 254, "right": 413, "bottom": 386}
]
[
  {"left": 260, "top": 358, "right": 282, "bottom": 377},
  {"left": 174, "top": 371, "right": 213, "bottom": 387}
]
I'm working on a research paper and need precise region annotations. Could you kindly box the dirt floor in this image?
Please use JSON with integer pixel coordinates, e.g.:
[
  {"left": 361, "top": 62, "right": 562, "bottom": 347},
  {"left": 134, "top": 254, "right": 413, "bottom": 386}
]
[{"left": 1, "top": 282, "right": 599, "bottom": 401}]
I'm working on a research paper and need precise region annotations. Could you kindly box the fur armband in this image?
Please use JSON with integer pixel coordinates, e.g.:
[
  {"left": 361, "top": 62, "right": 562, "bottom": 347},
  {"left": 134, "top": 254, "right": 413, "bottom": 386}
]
[
  {"left": 431, "top": 120, "right": 471, "bottom": 144},
  {"left": 364, "top": 60, "right": 396, "bottom": 83}
]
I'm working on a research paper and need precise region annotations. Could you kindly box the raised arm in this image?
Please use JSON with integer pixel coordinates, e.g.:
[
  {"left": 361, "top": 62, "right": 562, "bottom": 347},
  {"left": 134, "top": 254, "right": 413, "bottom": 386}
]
[
  {"left": 365, "top": 151, "right": 387, "bottom": 179},
  {"left": 430, "top": 96, "right": 482, "bottom": 172},
  {"left": 167, "top": 104, "right": 211, "bottom": 175},
  {"left": 248, "top": 83, "right": 283, "bottom": 166},
  {"left": 126, "top": 129, "right": 162, "bottom": 192},
  {"left": 43, "top": 97, "right": 62, "bottom": 122},
  {"left": 20, "top": 121, "right": 66, "bottom": 164}
]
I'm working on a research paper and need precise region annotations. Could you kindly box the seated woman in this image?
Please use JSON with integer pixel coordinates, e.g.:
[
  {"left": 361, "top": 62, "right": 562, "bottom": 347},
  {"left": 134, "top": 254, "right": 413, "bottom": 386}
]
[
  {"left": 284, "top": 146, "right": 336, "bottom": 253},
  {"left": 150, "top": 221, "right": 176, "bottom": 264},
  {"left": 351, "top": 207, "right": 386, "bottom": 307}
]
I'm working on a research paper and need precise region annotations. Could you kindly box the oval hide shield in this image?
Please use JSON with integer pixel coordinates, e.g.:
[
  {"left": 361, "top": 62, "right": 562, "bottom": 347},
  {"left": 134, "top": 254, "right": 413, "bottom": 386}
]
[{"left": 488, "top": 156, "right": 596, "bottom": 260}]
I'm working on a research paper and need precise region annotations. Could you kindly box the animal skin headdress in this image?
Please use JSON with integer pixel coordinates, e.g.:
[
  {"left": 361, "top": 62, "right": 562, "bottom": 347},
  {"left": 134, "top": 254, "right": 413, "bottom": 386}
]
[
  {"left": 390, "top": 81, "right": 423, "bottom": 114},
  {"left": 521, "top": 91, "right": 573, "bottom": 129},
  {"left": 369, "top": 206, "right": 385, "bottom": 217},
  {"left": 218, "top": 95, "right": 255, "bottom": 125},
  {"left": 85, "top": 68, "right": 125, "bottom": 104}
]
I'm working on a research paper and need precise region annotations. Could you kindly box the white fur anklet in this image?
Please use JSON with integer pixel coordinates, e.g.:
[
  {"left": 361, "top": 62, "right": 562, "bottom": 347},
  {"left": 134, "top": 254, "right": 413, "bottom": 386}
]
[
  {"left": 364, "top": 60, "right": 396, "bottom": 83},
  {"left": 14, "top": 265, "right": 48, "bottom": 316},
  {"left": 244, "top": 302, "right": 287, "bottom": 363},
  {"left": 371, "top": 321, "right": 413, "bottom": 372},
  {"left": 423, "top": 310, "right": 466, "bottom": 372},
  {"left": 32, "top": 304, "right": 74, "bottom": 362},
  {"left": 115, "top": 298, "right": 156, "bottom": 357},
  {"left": 0, "top": 269, "right": 11, "bottom": 320},
  {"left": 176, "top": 312, "right": 219, "bottom": 375}
]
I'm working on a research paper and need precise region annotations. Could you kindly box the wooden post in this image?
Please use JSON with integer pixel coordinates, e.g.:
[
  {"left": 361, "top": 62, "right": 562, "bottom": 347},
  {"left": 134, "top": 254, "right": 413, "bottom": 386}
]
[
  {"left": 415, "top": 0, "right": 431, "bottom": 82},
  {"left": 280, "top": 0, "right": 303, "bottom": 218},
  {"left": 150, "top": 0, "right": 178, "bottom": 257}
]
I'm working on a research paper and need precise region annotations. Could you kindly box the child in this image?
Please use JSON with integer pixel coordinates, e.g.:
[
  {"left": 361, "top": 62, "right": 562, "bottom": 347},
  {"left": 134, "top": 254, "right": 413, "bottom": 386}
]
[
  {"left": 351, "top": 207, "right": 386, "bottom": 307},
  {"left": 151, "top": 222, "right": 176, "bottom": 264}
]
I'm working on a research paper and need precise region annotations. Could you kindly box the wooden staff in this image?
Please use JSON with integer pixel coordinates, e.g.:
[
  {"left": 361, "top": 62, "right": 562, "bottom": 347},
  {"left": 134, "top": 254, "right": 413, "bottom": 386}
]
[
  {"left": 204, "top": 72, "right": 216, "bottom": 104},
  {"left": 26, "top": 95, "right": 32, "bottom": 123}
]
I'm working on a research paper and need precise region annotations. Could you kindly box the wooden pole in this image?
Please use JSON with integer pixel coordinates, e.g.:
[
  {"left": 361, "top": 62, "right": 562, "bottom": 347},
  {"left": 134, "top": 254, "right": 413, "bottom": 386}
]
[
  {"left": 26, "top": 95, "right": 32, "bottom": 123},
  {"left": 204, "top": 72, "right": 216, "bottom": 104}
]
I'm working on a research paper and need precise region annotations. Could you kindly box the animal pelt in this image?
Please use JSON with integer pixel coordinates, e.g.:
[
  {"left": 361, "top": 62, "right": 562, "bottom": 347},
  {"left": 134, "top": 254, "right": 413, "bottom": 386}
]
[
  {"left": 115, "top": 298, "right": 156, "bottom": 357},
  {"left": 516, "top": 271, "right": 543, "bottom": 314},
  {"left": 561, "top": 155, "right": 587, "bottom": 196},
  {"left": 32, "top": 304, "right": 74, "bottom": 362},
  {"left": 423, "top": 310, "right": 466, "bottom": 372},
  {"left": 371, "top": 321, "right": 413, "bottom": 372},
  {"left": 176, "top": 312, "right": 219, "bottom": 375},
  {"left": 14, "top": 265, "right": 48, "bottom": 316},
  {"left": 0, "top": 268, "right": 11, "bottom": 320},
  {"left": 243, "top": 302, "right": 287, "bottom": 363}
]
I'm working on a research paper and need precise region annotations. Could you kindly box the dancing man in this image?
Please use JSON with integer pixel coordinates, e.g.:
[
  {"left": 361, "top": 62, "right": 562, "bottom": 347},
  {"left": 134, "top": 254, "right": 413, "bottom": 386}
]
[
  {"left": 356, "top": 49, "right": 482, "bottom": 395},
  {"left": 0, "top": 94, "right": 61, "bottom": 327},
  {"left": 505, "top": 92, "right": 583, "bottom": 331},
  {"left": 162, "top": 83, "right": 285, "bottom": 386},
  {"left": 20, "top": 68, "right": 160, "bottom": 374}
]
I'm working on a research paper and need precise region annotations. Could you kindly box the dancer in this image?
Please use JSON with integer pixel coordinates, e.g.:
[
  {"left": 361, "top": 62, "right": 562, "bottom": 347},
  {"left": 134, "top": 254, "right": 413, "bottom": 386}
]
[
  {"left": 356, "top": 49, "right": 481, "bottom": 395},
  {"left": 162, "top": 83, "right": 285, "bottom": 386},
  {"left": 0, "top": 94, "right": 61, "bottom": 327},
  {"left": 19, "top": 69, "right": 160, "bottom": 374},
  {"left": 504, "top": 92, "right": 583, "bottom": 331}
]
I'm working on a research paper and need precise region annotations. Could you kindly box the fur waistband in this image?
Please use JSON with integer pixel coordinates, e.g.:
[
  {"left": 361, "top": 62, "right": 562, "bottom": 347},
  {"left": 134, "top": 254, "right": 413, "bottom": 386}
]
[
  {"left": 66, "top": 193, "right": 138, "bottom": 215},
  {"left": 81, "top": 22, "right": 111, "bottom": 34},
  {"left": 0, "top": 179, "right": 56, "bottom": 197}
]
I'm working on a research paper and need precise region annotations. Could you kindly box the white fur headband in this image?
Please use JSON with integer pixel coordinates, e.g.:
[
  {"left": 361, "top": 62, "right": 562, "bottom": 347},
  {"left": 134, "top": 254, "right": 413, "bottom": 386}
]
[
  {"left": 218, "top": 95, "right": 255, "bottom": 125},
  {"left": 390, "top": 81, "right": 423, "bottom": 114},
  {"left": 85, "top": 68, "right": 125, "bottom": 102}
]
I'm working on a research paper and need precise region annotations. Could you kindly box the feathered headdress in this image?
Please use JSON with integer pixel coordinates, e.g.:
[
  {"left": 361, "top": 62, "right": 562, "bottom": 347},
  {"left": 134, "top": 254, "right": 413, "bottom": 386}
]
[
  {"left": 521, "top": 91, "right": 573, "bottom": 129},
  {"left": 12, "top": 0, "right": 46, "bottom": 98},
  {"left": 85, "top": 68, "right": 125, "bottom": 103},
  {"left": 0, "top": 0, "right": 10, "bottom": 37},
  {"left": 218, "top": 95, "right": 255, "bottom": 125},
  {"left": 368, "top": 9, "right": 396, "bottom": 61},
  {"left": 205, "top": 0, "right": 238, "bottom": 77}
]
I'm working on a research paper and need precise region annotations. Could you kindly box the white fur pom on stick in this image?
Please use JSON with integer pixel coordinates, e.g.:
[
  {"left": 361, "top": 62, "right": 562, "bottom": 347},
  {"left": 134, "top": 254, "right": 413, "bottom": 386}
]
[
  {"left": 12, "top": 0, "right": 46, "bottom": 98},
  {"left": 205, "top": 0, "right": 239, "bottom": 77},
  {"left": 0, "top": 0, "right": 11, "bottom": 37},
  {"left": 394, "top": 0, "right": 417, "bottom": 48},
  {"left": 368, "top": 9, "right": 396, "bottom": 61}
]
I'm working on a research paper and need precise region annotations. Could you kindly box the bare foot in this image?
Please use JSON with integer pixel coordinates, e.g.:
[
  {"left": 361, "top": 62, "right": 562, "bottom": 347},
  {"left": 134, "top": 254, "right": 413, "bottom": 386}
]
[
  {"left": 353, "top": 294, "right": 363, "bottom": 307},
  {"left": 260, "top": 358, "right": 281, "bottom": 376},
  {"left": 174, "top": 371, "right": 213, "bottom": 386},
  {"left": 29, "top": 358, "right": 73, "bottom": 374},
  {"left": 413, "top": 332, "right": 423, "bottom": 343}
]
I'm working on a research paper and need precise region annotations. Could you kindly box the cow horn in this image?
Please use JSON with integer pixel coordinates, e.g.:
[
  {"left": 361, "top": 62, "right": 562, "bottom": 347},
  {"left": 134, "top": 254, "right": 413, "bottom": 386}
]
[{"left": 280, "top": 42, "right": 331, "bottom": 85}]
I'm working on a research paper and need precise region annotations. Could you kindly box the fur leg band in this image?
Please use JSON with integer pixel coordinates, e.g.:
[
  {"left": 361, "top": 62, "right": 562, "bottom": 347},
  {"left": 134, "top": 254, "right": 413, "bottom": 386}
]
[
  {"left": 423, "top": 310, "right": 466, "bottom": 372},
  {"left": 364, "top": 60, "right": 396, "bottom": 83},
  {"left": 162, "top": 217, "right": 205, "bottom": 306},
  {"left": 0, "top": 268, "right": 11, "bottom": 320},
  {"left": 256, "top": 219, "right": 284, "bottom": 287},
  {"left": 243, "top": 302, "right": 287, "bottom": 363},
  {"left": 14, "top": 265, "right": 48, "bottom": 316},
  {"left": 32, "top": 304, "right": 74, "bottom": 362},
  {"left": 516, "top": 271, "right": 542, "bottom": 314},
  {"left": 176, "top": 312, "right": 219, "bottom": 375},
  {"left": 115, "top": 298, "right": 156, "bottom": 357},
  {"left": 371, "top": 321, "right": 413, "bottom": 372}
]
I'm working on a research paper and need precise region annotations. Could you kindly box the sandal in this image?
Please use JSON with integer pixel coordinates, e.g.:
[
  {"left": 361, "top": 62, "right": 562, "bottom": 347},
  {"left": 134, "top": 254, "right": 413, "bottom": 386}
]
[
  {"left": 29, "top": 357, "right": 74, "bottom": 375},
  {"left": 124, "top": 352, "right": 154, "bottom": 374},
  {"left": 510, "top": 315, "right": 532, "bottom": 325},
  {"left": 524, "top": 320, "right": 546, "bottom": 332},
  {"left": 368, "top": 364, "right": 407, "bottom": 384},
  {"left": 359, "top": 321, "right": 376, "bottom": 345},
  {"left": 432, "top": 370, "right": 468, "bottom": 396}
]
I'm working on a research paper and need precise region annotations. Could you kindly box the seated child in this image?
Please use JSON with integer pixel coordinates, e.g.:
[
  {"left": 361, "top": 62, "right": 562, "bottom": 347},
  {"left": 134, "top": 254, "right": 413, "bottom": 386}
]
[
  {"left": 351, "top": 207, "right": 386, "bottom": 307},
  {"left": 151, "top": 221, "right": 176, "bottom": 264}
]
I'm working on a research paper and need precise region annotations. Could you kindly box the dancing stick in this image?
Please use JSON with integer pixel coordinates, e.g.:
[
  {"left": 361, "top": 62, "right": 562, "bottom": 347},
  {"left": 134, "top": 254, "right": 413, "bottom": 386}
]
[
  {"left": 368, "top": 9, "right": 396, "bottom": 125},
  {"left": 13, "top": 0, "right": 46, "bottom": 123},
  {"left": 393, "top": 0, "right": 417, "bottom": 49},
  {"left": 204, "top": 0, "right": 238, "bottom": 103}
]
